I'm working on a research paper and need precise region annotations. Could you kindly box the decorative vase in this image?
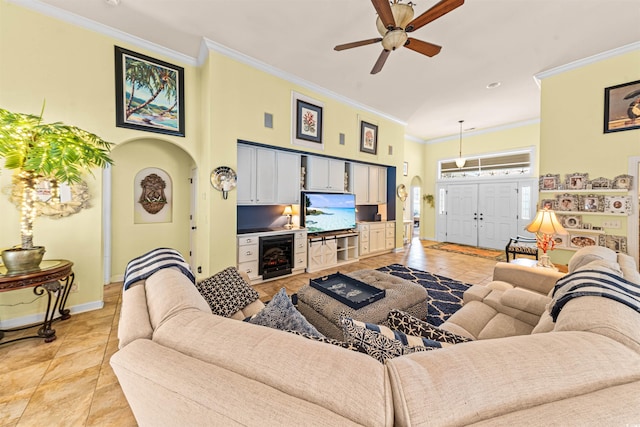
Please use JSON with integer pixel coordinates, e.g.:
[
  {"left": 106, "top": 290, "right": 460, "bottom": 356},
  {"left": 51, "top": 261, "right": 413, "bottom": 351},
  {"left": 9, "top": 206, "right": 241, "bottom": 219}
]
[
  {"left": 1, "top": 246, "right": 46, "bottom": 273},
  {"left": 537, "top": 252, "right": 552, "bottom": 268}
]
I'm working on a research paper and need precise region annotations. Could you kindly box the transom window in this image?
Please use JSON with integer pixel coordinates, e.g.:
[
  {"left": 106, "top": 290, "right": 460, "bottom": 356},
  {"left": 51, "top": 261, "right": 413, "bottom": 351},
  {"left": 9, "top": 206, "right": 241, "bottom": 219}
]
[{"left": 439, "top": 150, "right": 532, "bottom": 179}]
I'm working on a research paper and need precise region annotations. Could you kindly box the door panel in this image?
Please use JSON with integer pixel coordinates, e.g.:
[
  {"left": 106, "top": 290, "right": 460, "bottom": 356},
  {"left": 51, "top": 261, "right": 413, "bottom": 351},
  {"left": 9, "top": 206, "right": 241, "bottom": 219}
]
[
  {"left": 478, "top": 182, "right": 518, "bottom": 250},
  {"left": 446, "top": 184, "right": 478, "bottom": 246}
]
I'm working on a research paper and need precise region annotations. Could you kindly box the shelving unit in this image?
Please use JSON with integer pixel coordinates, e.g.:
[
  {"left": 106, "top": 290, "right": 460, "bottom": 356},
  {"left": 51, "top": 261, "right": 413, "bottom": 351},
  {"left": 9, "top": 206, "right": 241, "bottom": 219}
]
[{"left": 307, "top": 231, "right": 359, "bottom": 273}]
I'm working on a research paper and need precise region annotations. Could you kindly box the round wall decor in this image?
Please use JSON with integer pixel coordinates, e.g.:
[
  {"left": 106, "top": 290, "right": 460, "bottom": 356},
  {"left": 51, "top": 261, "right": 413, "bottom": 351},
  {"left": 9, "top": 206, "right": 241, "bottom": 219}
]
[{"left": 210, "top": 166, "right": 237, "bottom": 199}]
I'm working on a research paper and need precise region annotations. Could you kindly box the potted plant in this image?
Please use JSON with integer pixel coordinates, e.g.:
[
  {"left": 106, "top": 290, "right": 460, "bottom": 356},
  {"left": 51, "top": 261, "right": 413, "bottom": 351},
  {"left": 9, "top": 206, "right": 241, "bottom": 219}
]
[{"left": 0, "top": 104, "right": 113, "bottom": 272}]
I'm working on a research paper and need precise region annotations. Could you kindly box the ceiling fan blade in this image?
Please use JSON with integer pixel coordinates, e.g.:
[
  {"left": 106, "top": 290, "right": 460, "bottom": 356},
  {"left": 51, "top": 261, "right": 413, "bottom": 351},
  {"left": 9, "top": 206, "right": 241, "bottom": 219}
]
[
  {"left": 405, "top": 0, "right": 464, "bottom": 32},
  {"left": 404, "top": 38, "right": 442, "bottom": 57},
  {"left": 371, "top": 0, "right": 395, "bottom": 30},
  {"left": 334, "top": 38, "right": 382, "bottom": 51},
  {"left": 371, "top": 49, "right": 391, "bottom": 74}
]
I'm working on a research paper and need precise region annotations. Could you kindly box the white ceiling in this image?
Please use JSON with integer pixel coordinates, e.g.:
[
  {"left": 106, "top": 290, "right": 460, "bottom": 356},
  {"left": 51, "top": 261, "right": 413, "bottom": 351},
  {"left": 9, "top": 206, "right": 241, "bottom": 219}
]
[{"left": 23, "top": 0, "right": 640, "bottom": 141}]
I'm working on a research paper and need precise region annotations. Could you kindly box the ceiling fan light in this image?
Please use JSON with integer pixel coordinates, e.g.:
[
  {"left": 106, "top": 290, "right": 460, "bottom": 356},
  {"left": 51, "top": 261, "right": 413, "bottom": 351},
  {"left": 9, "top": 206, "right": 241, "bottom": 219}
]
[
  {"left": 376, "top": 3, "right": 414, "bottom": 35},
  {"left": 382, "top": 29, "right": 408, "bottom": 51}
]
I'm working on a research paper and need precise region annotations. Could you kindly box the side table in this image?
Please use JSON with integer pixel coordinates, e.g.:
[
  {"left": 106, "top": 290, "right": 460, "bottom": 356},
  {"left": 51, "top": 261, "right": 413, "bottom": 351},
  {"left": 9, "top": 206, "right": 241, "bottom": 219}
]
[{"left": 0, "top": 259, "right": 74, "bottom": 345}]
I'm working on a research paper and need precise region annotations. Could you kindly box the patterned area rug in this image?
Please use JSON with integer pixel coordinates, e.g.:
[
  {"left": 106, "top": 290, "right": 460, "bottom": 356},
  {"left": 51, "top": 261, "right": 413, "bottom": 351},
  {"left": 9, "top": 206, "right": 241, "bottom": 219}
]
[
  {"left": 424, "top": 241, "right": 507, "bottom": 261},
  {"left": 377, "top": 264, "right": 471, "bottom": 326}
]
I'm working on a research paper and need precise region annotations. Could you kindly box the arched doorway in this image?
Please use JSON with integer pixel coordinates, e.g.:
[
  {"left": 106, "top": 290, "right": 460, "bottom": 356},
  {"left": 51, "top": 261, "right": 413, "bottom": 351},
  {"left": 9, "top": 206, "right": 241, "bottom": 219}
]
[{"left": 410, "top": 176, "right": 423, "bottom": 240}]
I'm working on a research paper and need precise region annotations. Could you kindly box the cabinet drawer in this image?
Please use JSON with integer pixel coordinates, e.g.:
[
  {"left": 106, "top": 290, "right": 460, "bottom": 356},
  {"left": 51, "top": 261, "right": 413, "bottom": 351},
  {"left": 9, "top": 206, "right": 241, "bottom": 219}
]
[
  {"left": 360, "top": 242, "right": 370, "bottom": 255},
  {"left": 294, "top": 231, "right": 307, "bottom": 240},
  {"left": 294, "top": 254, "right": 307, "bottom": 268},
  {"left": 238, "top": 236, "right": 258, "bottom": 246},
  {"left": 238, "top": 261, "right": 259, "bottom": 279},
  {"left": 385, "top": 222, "right": 395, "bottom": 229},
  {"left": 385, "top": 239, "right": 394, "bottom": 249},
  {"left": 369, "top": 223, "right": 385, "bottom": 231},
  {"left": 238, "top": 244, "right": 259, "bottom": 263},
  {"left": 295, "top": 240, "right": 307, "bottom": 254},
  {"left": 385, "top": 228, "right": 395, "bottom": 238}
]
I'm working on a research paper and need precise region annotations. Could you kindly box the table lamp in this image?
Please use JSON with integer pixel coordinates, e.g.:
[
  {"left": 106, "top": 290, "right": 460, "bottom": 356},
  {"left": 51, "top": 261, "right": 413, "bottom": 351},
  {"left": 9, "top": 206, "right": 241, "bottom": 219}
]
[
  {"left": 525, "top": 208, "right": 567, "bottom": 268},
  {"left": 282, "top": 205, "right": 293, "bottom": 229}
]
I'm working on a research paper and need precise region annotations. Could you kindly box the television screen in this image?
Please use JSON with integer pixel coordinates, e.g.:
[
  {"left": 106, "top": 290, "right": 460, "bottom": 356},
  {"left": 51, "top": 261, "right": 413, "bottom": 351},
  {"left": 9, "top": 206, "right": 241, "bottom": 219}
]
[{"left": 301, "top": 192, "right": 356, "bottom": 234}]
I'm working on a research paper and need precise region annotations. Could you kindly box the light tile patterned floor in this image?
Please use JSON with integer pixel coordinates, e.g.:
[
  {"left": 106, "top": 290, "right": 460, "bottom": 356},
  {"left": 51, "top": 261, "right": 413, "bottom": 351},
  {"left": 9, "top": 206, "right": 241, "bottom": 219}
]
[{"left": 0, "top": 237, "right": 498, "bottom": 426}]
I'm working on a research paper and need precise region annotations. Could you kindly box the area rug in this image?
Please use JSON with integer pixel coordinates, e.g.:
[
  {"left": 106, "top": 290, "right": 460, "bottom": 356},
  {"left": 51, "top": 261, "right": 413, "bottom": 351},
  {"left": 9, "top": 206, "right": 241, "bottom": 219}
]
[
  {"left": 424, "top": 241, "right": 507, "bottom": 261},
  {"left": 377, "top": 264, "right": 471, "bottom": 326}
]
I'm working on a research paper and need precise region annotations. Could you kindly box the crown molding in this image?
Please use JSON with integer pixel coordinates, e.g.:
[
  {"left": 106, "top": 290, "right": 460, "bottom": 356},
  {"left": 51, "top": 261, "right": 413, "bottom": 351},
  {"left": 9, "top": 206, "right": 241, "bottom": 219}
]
[
  {"left": 534, "top": 41, "right": 640, "bottom": 83},
  {"left": 7, "top": 0, "right": 198, "bottom": 66},
  {"left": 424, "top": 118, "right": 540, "bottom": 144},
  {"left": 200, "top": 38, "right": 407, "bottom": 127},
  {"left": 404, "top": 134, "right": 426, "bottom": 144}
]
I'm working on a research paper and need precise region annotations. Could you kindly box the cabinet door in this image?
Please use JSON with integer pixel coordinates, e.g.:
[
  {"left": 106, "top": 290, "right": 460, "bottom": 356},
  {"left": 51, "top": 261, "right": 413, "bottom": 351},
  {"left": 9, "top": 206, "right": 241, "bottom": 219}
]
[
  {"left": 328, "top": 159, "right": 345, "bottom": 191},
  {"left": 368, "top": 166, "right": 379, "bottom": 203},
  {"left": 255, "top": 148, "right": 276, "bottom": 204},
  {"left": 352, "top": 163, "right": 369, "bottom": 204},
  {"left": 237, "top": 145, "right": 255, "bottom": 204},
  {"left": 370, "top": 227, "right": 385, "bottom": 252},
  {"left": 276, "top": 151, "right": 301, "bottom": 204},
  {"left": 377, "top": 167, "right": 387, "bottom": 204},
  {"left": 306, "top": 156, "right": 329, "bottom": 191}
]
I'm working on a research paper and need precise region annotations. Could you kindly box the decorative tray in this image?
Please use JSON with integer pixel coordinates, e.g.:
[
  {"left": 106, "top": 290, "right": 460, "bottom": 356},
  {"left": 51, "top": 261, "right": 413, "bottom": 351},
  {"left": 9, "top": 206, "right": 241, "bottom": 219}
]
[{"left": 309, "top": 272, "right": 385, "bottom": 310}]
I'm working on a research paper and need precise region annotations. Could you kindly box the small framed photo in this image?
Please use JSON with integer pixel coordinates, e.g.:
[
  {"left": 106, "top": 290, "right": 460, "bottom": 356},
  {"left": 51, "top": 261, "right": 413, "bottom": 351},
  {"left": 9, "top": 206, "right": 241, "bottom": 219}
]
[
  {"left": 540, "top": 199, "right": 556, "bottom": 210},
  {"left": 115, "top": 46, "right": 185, "bottom": 137},
  {"left": 604, "top": 195, "right": 632, "bottom": 214},
  {"left": 556, "top": 193, "right": 579, "bottom": 211},
  {"left": 590, "top": 177, "right": 611, "bottom": 189},
  {"left": 403, "top": 161, "right": 408, "bottom": 176},
  {"left": 360, "top": 120, "right": 378, "bottom": 155},
  {"left": 539, "top": 174, "right": 560, "bottom": 191},
  {"left": 569, "top": 233, "right": 599, "bottom": 249},
  {"left": 565, "top": 173, "right": 589, "bottom": 190},
  {"left": 599, "top": 234, "right": 628, "bottom": 253},
  {"left": 553, "top": 234, "right": 568, "bottom": 249},
  {"left": 559, "top": 214, "right": 582, "bottom": 229},
  {"left": 292, "top": 91, "right": 324, "bottom": 149},
  {"left": 612, "top": 174, "right": 633, "bottom": 190},
  {"left": 582, "top": 223, "right": 592, "bottom": 230},
  {"left": 604, "top": 79, "right": 640, "bottom": 133},
  {"left": 579, "top": 194, "right": 604, "bottom": 212}
]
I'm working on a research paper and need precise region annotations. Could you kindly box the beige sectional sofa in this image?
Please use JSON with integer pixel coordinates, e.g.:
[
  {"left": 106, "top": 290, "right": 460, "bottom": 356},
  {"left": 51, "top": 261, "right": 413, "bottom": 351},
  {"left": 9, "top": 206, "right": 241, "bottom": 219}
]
[{"left": 111, "top": 247, "right": 640, "bottom": 426}]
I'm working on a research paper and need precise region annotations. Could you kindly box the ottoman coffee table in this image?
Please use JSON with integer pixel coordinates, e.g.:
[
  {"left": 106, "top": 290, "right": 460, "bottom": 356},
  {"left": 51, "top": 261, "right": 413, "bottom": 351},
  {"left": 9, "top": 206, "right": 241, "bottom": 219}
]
[{"left": 297, "top": 269, "right": 428, "bottom": 340}]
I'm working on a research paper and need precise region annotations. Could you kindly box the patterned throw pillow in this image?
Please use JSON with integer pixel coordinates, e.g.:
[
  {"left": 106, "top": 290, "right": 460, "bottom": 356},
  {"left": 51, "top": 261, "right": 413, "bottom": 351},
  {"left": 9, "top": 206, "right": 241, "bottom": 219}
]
[
  {"left": 340, "top": 317, "right": 440, "bottom": 363},
  {"left": 196, "top": 267, "right": 260, "bottom": 317},
  {"left": 249, "top": 288, "right": 324, "bottom": 338},
  {"left": 387, "top": 309, "right": 473, "bottom": 344}
]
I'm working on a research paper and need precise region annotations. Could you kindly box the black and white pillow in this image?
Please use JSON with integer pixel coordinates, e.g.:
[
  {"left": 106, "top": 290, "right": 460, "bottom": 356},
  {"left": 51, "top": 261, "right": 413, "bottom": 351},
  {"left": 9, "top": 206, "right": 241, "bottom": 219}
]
[
  {"left": 387, "top": 309, "right": 473, "bottom": 344},
  {"left": 196, "top": 267, "right": 260, "bottom": 317},
  {"left": 249, "top": 288, "right": 324, "bottom": 338}
]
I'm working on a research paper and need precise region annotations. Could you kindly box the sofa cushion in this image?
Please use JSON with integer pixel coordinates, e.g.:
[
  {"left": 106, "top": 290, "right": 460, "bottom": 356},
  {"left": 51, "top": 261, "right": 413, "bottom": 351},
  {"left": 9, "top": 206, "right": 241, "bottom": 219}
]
[
  {"left": 340, "top": 317, "right": 437, "bottom": 363},
  {"left": 618, "top": 253, "right": 640, "bottom": 284},
  {"left": 568, "top": 246, "right": 617, "bottom": 273},
  {"left": 287, "top": 330, "right": 361, "bottom": 352},
  {"left": 249, "top": 288, "right": 323, "bottom": 337},
  {"left": 196, "top": 267, "right": 260, "bottom": 317},
  {"left": 387, "top": 310, "right": 472, "bottom": 344}
]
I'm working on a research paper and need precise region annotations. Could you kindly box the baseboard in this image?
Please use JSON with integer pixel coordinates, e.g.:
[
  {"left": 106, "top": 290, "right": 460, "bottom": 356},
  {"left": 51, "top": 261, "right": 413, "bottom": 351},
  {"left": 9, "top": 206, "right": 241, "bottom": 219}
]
[
  {"left": 110, "top": 274, "right": 124, "bottom": 283},
  {"left": 0, "top": 300, "right": 104, "bottom": 329}
]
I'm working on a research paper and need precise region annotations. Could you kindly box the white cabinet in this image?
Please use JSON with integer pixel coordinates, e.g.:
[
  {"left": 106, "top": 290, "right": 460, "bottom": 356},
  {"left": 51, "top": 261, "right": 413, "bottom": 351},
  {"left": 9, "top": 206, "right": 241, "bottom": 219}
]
[
  {"left": 385, "top": 221, "right": 395, "bottom": 250},
  {"left": 238, "top": 144, "right": 301, "bottom": 205},
  {"left": 307, "top": 232, "right": 359, "bottom": 273},
  {"left": 237, "top": 235, "right": 259, "bottom": 280},
  {"left": 350, "top": 163, "right": 387, "bottom": 204},
  {"left": 293, "top": 230, "right": 307, "bottom": 271},
  {"left": 357, "top": 221, "right": 395, "bottom": 258},
  {"left": 358, "top": 223, "right": 370, "bottom": 255},
  {"left": 306, "top": 156, "right": 345, "bottom": 192},
  {"left": 351, "top": 163, "right": 370, "bottom": 204},
  {"left": 368, "top": 166, "right": 387, "bottom": 204},
  {"left": 369, "top": 223, "right": 386, "bottom": 253}
]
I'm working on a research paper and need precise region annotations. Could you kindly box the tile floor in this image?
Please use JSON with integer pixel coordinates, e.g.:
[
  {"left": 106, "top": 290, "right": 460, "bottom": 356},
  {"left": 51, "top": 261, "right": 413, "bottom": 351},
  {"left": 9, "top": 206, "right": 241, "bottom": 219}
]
[{"left": 0, "top": 238, "right": 498, "bottom": 426}]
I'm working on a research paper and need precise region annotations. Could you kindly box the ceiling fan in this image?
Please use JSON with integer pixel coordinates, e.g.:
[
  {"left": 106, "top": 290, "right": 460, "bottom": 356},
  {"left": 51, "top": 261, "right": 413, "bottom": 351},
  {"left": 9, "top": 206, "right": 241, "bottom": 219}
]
[{"left": 334, "top": 0, "right": 464, "bottom": 74}]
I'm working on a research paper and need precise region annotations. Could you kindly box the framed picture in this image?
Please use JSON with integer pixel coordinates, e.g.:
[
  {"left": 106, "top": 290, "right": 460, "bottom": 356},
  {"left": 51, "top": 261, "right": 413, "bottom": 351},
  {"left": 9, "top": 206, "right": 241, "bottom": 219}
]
[
  {"left": 604, "top": 195, "right": 632, "bottom": 214},
  {"left": 553, "top": 234, "right": 568, "bottom": 249},
  {"left": 539, "top": 174, "right": 560, "bottom": 191},
  {"left": 604, "top": 79, "right": 640, "bottom": 133},
  {"left": 579, "top": 194, "right": 604, "bottom": 212},
  {"left": 569, "top": 233, "right": 599, "bottom": 249},
  {"left": 360, "top": 120, "right": 378, "bottom": 155},
  {"left": 114, "top": 46, "right": 185, "bottom": 137},
  {"left": 599, "top": 234, "right": 628, "bottom": 253},
  {"left": 559, "top": 214, "right": 582, "bottom": 229},
  {"left": 590, "top": 177, "right": 611, "bottom": 189},
  {"left": 565, "top": 173, "right": 589, "bottom": 190},
  {"left": 556, "top": 193, "right": 579, "bottom": 211},
  {"left": 292, "top": 92, "right": 323, "bottom": 149},
  {"left": 403, "top": 161, "right": 408, "bottom": 176},
  {"left": 540, "top": 199, "right": 556, "bottom": 210},
  {"left": 612, "top": 174, "right": 633, "bottom": 190}
]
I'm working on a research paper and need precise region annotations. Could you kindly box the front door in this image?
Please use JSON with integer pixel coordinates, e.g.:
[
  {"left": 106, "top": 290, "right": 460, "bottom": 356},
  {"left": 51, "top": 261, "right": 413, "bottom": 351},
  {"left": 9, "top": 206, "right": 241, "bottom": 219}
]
[{"left": 446, "top": 184, "right": 478, "bottom": 246}]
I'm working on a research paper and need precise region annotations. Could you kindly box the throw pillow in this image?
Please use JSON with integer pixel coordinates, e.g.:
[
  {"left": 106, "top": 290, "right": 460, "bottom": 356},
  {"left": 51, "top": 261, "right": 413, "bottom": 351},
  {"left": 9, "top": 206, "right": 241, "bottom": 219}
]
[
  {"left": 387, "top": 309, "right": 473, "bottom": 344},
  {"left": 249, "top": 288, "right": 324, "bottom": 338},
  {"left": 340, "top": 317, "right": 439, "bottom": 363},
  {"left": 195, "top": 267, "right": 260, "bottom": 317}
]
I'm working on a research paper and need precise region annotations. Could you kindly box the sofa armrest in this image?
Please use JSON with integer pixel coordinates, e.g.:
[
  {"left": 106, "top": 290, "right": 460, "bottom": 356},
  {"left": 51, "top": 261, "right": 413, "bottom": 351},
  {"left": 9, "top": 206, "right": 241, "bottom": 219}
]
[
  {"left": 117, "top": 281, "right": 153, "bottom": 349},
  {"left": 492, "top": 262, "right": 564, "bottom": 295},
  {"left": 500, "top": 288, "right": 550, "bottom": 317}
]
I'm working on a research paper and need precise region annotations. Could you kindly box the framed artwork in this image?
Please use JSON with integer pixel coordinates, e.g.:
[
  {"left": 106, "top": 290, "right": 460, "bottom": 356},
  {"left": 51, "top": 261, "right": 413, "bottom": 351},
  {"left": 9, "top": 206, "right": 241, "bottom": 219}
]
[
  {"left": 598, "top": 234, "right": 628, "bottom": 253},
  {"left": 565, "top": 172, "right": 589, "bottom": 190},
  {"left": 590, "top": 177, "right": 611, "bottom": 189},
  {"left": 559, "top": 214, "right": 582, "bottom": 229},
  {"left": 556, "top": 193, "right": 579, "bottom": 211},
  {"left": 612, "top": 174, "right": 633, "bottom": 190},
  {"left": 553, "top": 234, "right": 568, "bottom": 249},
  {"left": 579, "top": 194, "right": 604, "bottom": 212},
  {"left": 540, "top": 199, "right": 556, "bottom": 210},
  {"left": 292, "top": 92, "right": 323, "bottom": 149},
  {"left": 569, "top": 233, "right": 599, "bottom": 249},
  {"left": 604, "top": 79, "right": 640, "bottom": 133},
  {"left": 403, "top": 162, "right": 408, "bottom": 176},
  {"left": 360, "top": 120, "right": 378, "bottom": 155},
  {"left": 604, "top": 195, "right": 632, "bottom": 214},
  {"left": 539, "top": 174, "right": 560, "bottom": 191},
  {"left": 114, "top": 46, "right": 185, "bottom": 137}
]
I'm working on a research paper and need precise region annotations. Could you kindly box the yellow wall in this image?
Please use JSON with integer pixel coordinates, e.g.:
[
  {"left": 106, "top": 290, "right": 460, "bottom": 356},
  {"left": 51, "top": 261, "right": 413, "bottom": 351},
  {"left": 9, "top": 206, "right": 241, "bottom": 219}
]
[{"left": 539, "top": 50, "right": 640, "bottom": 264}]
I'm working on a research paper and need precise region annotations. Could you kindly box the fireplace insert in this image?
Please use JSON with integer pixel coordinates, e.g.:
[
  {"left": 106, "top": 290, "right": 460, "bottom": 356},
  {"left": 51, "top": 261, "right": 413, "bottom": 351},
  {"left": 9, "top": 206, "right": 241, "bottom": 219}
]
[{"left": 259, "top": 234, "right": 294, "bottom": 280}]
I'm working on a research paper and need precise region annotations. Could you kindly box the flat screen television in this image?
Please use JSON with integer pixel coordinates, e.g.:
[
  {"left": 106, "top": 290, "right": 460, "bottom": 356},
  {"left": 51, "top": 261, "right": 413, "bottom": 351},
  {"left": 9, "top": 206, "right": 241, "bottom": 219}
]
[{"left": 301, "top": 192, "right": 356, "bottom": 234}]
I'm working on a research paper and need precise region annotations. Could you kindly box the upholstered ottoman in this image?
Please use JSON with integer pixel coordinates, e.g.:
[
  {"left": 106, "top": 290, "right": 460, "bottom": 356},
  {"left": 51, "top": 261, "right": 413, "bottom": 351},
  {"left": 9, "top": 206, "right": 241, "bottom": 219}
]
[{"left": 297, "top": 269, "right": 428, "bottom": 340}]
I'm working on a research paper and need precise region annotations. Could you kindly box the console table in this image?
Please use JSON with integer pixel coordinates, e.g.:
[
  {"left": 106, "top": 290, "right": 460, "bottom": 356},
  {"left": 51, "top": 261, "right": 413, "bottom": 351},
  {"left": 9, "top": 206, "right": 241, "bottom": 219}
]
[{"left": 0, "top": 259, "right": 74, "bottom": 345}]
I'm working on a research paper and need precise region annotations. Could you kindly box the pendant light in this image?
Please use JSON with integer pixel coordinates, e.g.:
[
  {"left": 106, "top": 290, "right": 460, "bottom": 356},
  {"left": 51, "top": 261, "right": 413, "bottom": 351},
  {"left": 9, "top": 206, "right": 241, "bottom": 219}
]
[{"left": 455, "top": 120, "right": 466, "bottom": 168}]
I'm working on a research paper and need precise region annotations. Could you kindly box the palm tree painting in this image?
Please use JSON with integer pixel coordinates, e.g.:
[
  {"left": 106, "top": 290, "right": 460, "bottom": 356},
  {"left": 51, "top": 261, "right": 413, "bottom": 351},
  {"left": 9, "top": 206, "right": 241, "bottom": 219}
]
[{"left": 115, "top": 46, "right": 185, "bottom": 137}]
